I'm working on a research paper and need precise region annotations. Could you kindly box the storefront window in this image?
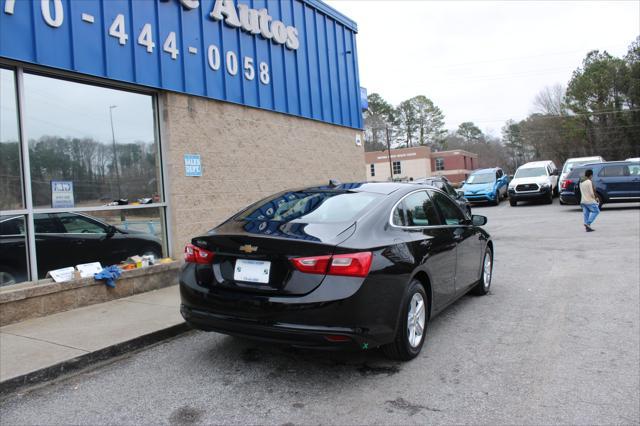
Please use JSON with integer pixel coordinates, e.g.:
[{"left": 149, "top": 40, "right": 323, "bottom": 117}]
[
  {"left": 0, "top": 215, "right": 29, "bottom": 286},
  {"left": 0, "top": 68, "right": 24, "bottom": 210},
  {"left": 34, "top": 208, "right": 165, "bottom": 279},
  {"left": 0, "top": 68, "right": 167, "bottom": 286},
  {"left": 23, "top": 73, "right": 161, "bottom": 208}
]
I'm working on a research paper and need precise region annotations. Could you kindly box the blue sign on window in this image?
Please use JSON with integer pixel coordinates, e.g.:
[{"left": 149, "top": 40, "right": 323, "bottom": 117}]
[
  {"left": 184, "top": 154, "right": 202, "bottom": 177},
  {"left": 51, "top": 180, "right": 75, "bottom": 208}
]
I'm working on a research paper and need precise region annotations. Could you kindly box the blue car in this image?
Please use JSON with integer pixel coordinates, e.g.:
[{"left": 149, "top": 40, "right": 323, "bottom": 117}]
[
  {"left": 559, "top": 160, "right": 640, "bottom": 207},
  {"left": 461, "top": 168, "right": 510, "bottom": 205}
]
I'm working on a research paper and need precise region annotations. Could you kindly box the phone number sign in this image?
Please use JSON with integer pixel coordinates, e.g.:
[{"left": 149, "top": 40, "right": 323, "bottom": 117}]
[{"left": 0, "top": 0, "right": 363, "bottom": 129}]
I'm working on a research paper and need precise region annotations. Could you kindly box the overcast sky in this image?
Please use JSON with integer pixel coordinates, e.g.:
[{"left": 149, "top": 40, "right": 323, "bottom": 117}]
[{"left": 327, "top": 0, "right": 640, "bottom": 136}]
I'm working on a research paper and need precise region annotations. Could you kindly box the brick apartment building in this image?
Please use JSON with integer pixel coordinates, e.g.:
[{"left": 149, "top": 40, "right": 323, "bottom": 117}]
[{"left": 365, "top": 147, "right": 478, "bottom": 183}]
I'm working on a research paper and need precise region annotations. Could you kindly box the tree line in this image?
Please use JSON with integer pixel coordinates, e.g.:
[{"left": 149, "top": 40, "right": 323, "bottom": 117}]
[
  {"left": 0, "top": 136, "right": 159, "bottom": 208},
  {"left": 364, "top": 37, "right": 640, "bottom": 173}
]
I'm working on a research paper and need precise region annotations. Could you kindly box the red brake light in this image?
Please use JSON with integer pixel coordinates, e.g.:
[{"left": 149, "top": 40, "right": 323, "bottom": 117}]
[
  {"left": 561, "top": 179, "right": 573, "bottom": 190},
  {"left": 329, "top": 252, "right": 373, "bottom": 277},
  {"left": 184, "top": 243, "right": 215, "bottom": 264},
  {"left": 290, "top": 255, "right": 331, "bottom": 274},
  {"left": 290, "top": 252, "right": 373, "bottom": 278}
]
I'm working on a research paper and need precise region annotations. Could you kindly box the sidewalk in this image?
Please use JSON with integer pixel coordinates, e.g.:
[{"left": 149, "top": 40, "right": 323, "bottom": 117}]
[{"left": 0, "top": 285, "right": 188, "bottom": 395}]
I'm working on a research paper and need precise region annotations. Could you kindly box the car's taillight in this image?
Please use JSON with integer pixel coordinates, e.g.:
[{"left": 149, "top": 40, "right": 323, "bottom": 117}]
[
  {"left": 561, "top": 179, "right": 573, "bottom": 190},
  {"left": 328, "top": 252, "right": 373, "bottom": 277},
  {"left": 290, "top": 252, "right": 373, "bottom": 278},
  {"left": 290, "top": 255, "right": 331, "bottom": 274},
  {"left": 184, "top": 243, "right": 215, "bottom": 264}
]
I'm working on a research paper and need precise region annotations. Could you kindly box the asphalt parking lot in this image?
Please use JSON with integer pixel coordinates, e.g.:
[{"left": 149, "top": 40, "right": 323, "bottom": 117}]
[{"left": 1, "top": 199, "right": 639, "bottom": 425}]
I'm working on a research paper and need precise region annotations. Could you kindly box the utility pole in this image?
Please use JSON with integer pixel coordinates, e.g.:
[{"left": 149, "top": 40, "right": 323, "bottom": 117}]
[
  {"left": 386, "top": 126, "right": 393, "bottom": 182},
  {"left": 109, "top": 105, "right": 122, "bottom": 200}
]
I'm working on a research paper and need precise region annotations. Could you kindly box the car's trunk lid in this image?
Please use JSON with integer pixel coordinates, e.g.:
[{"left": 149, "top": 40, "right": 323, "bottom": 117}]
[{"left": 192, "top": 220, "right": 356, "bottom": 295}]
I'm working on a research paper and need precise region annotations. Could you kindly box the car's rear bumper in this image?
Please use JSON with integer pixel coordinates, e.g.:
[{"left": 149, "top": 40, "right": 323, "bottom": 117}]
[
  {"left": 560, "top": 192, "right": 579, "bottom": 204},
  {"left": 181, "top": 304, "right": 369, "bottom": 349},
  {"left": 179, "top": 263, "right": 401, "bottom": 349}
]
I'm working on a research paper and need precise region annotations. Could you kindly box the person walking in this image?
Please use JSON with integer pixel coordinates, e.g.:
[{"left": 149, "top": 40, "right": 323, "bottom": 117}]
[{"left": 579, "top": 169, "right": 600, "bottom": 232}]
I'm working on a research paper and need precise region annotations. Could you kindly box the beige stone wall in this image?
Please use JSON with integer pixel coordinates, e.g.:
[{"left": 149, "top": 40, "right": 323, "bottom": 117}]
[{"left": 160, "top": 93, "right": 366, "bottom": 257}]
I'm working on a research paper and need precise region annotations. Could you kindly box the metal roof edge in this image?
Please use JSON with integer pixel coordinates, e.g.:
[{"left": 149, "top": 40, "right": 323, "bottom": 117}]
[{"left": 302, "top": 0, "right": 358, "bottom": 32}]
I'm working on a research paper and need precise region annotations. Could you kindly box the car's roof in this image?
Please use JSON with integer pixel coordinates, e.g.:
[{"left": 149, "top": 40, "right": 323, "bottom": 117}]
[
  {"left": 564, "top": 156, "right": 602, "bottom": 162},
  {"left": 414, "top": 176, "right": 447, "bottom": 182},
  {"left": 303, "top": 181, "right": 416, "bottom": 195},
  {"left": 471, "top": 167, "right": 498, "bottom": 174},
  {"left": 577, "top": 160, "right": 638, "bottom": 168},
  {"left": 519, "top": 160, "right": 553, "bottom": 168}
]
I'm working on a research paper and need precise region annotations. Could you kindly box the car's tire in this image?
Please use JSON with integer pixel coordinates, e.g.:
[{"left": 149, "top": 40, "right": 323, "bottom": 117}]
[
  {"left": 545, "top": 191, "right": 553, "bottom": 204},
  {"left": 509, "top": 198, "right": 517, "bottom": 207},
  {"left": 382, "top": 279, "right": 428, "bottom": 361},
  {"left": 471, "top": 247, "right": 493, "bottom": 296},
  {"left": 491, "top": 195, "right": 500, "bottom": 206},
  {"left": 597, "top": 193, "right": 604, "bottom": 209}
]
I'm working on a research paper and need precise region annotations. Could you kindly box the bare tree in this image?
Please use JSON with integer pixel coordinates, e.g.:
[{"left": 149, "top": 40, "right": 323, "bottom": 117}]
[{"left": 532, "top": 84, "right": 566, "bottom": 116}]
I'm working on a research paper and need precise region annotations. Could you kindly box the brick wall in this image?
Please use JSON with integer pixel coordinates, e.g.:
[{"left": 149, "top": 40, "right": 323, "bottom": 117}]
[{"left": 161, "top": 93, "right": 366, "bottom": 257}]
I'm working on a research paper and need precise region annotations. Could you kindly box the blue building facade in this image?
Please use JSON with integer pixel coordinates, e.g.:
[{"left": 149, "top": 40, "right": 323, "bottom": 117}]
[{"left": 0, "top": 0, "right": 362, "bottom": 129}]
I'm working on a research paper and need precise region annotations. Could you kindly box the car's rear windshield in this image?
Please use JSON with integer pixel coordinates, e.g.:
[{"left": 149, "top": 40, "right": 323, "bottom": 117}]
[
  {"left": 237, "top": 191, "right": 382, "bottom": 224},
  {"left": 466, "top": 173, "right": 495, "bottom": 184},
  {"left": 515, "top": 167, "right": 547, "bottom": 178}
]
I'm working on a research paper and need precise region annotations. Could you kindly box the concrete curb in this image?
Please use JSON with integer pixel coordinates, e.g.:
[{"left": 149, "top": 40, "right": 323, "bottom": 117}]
[{"left": 0, "top": 322, "right": 192, "bottom": 398}]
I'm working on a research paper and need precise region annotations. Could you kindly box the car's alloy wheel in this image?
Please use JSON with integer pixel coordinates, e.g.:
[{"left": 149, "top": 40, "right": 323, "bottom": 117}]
[
  {"left": 407, "top": 292, "right": 426, "bottom": 348},
  {"left": 472, "top": 248, "right": 492, "bottom": 295},
  {"left": 382, "top": 279, "right": 428, "bottom": 361}
]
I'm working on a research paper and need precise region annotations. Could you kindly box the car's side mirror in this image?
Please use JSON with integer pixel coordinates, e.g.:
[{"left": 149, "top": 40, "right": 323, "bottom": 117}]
[
  {"left": 551, "top": 170, "right": 559, "bottom": 176},
  {"left": 106, "top": 225, "right": 117, "bottom": 237},
  {"left": 472, "top": 215, "right": 487, "bottom": 226},
  {"left": 460, "top": 180, "right": 466, "bottom": 186}
]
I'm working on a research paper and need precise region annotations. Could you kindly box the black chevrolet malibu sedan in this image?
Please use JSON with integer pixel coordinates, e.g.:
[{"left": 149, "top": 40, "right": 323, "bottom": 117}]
[{"left": 180, "top": 182, "right": 493, "bottom": 360}]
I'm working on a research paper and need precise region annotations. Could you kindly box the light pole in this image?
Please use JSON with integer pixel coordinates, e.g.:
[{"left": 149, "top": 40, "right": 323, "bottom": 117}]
[
  {"left": 385, "top": 127, "right": 393, "bottom": 181},
  {"left": 109, "top": 105, "right": 122, "bottom": 200}
]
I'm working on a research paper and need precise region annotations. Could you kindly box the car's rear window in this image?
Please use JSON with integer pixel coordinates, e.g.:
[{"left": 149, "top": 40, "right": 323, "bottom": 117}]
[{"left": 238, "top": 191, "right": 382, "bottom": 224}]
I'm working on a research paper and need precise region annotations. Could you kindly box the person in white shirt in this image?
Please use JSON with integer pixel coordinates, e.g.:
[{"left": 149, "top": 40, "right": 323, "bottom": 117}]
[{"left": 579, "top": 169, "right": 600, "bottom": 232}]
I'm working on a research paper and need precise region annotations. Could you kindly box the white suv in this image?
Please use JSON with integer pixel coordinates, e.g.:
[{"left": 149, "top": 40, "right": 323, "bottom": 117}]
[{"left": 508, "top": 161, "right": 559, "bottom": 206}]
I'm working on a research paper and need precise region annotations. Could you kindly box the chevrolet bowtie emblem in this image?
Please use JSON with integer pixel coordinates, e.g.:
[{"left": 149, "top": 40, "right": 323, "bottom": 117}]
[{"left": 239, "top": 244, "right": 258, "bottom": 253}]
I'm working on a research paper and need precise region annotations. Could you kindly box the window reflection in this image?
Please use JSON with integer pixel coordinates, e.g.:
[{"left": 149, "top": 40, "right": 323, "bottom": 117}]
[
  {"left": 0, "top": 69, "right": 24, "bottom": 210},
  {"left": 23, "top": 74, "right": 161, "bottom": 208},
  {"left": 0, "top": 215, "right": 29, "bottom": 286},
  {"left": 34, "top": 208, "right": 165, "bottom": 278}
]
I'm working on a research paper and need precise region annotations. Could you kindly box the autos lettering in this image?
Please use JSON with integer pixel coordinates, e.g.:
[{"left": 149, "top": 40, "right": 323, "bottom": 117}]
[
  {"left": 168, "top": 0, "right": 300, "bottom": 50},
  {"left": 210, "top": 0, "right": 300, "bottom": 50}
]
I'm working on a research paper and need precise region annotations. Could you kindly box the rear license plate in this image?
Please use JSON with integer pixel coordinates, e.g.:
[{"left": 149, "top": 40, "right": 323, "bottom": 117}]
[{"left": 234, "top": 259, "right": 271, "bottom": 284}]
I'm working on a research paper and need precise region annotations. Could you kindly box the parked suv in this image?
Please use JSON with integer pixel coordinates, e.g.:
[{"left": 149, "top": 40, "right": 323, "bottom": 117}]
[
  {"left": 559, "top": 161, "right": 640, "bottom": 207},
  {"left": 460, "top": 168, "right": 509, "bottom": 206},
  {"left": 508, "top": 161, "right": 559, "bottom": 206},
  {"left": 558, "top": 156, "right": 604, "bottom": 204}
]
